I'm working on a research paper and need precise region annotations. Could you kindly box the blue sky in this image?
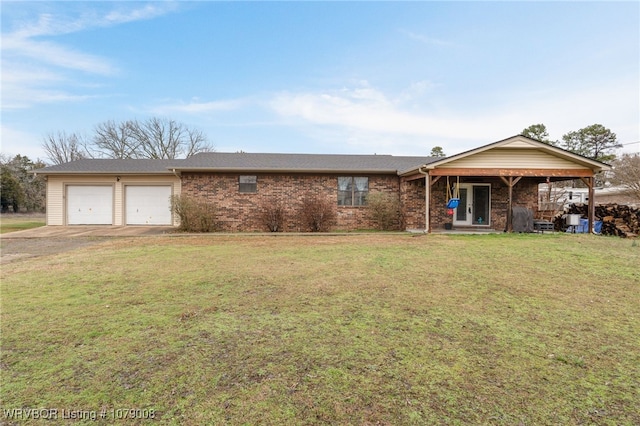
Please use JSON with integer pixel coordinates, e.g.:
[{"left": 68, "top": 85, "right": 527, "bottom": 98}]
[{"left": 2, "top": 1, "right": 639, "bottom": 162}]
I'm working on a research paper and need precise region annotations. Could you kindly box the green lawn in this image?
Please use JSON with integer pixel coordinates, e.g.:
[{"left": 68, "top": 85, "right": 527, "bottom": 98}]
[
  {"left": 0, "top": 215, "right": 45, "bottom": 234},
  {"left": 2, "top": 234, "right": 639, "bottom": 425}
]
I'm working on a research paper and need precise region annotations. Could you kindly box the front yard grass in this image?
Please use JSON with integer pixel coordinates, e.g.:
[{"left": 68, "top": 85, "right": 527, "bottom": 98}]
[
  {"left": 0, "top": 215, "right": 45, "bottom": 234},
  {"left": 1, "top": 233, "right": 639, "bottom": 424}
]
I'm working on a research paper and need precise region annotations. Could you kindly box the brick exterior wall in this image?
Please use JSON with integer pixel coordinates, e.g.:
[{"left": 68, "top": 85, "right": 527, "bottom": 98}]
[
  {"left": 181, "top": 172, "right": 400, "bottom": 232},
  {"left": 401, "top": 177, "right": 426, "bottom": 230},
  {"left": 430, "top": 177, "right": 539, "bottom": 231},
  {"left": 181, "top": 172, "right": 540, "bottom": 232}
]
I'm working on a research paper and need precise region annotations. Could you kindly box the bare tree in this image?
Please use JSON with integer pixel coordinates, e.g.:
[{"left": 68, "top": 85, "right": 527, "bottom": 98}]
[
  {"left": 130, "top": 117, "right": 177, "bottom": 159},
  {"left": 42, "top": 131, "right": 87, "bottom": 165},
  {"left": 185, "top": 127, "right": 214, "bottom": 157},
  {"left": 92, "top": 120, "right": 139, "bottom": 159},
  {"left": 44, "top": 117, "right": 214, "bottom": 161},
  {"left": 609, "top": 153, "right": 640, "bottom": 202},
  {"left": 128, "top": 117, "right": 214, "bottom": 159}
]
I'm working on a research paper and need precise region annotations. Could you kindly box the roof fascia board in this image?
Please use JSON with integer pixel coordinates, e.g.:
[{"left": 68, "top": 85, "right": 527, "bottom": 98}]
[
  {"left": 173, "top": 167, "right": 402, "bottom": 175},
  {"left": 35, "top": 171, "right": 176, "bottom": 176}
]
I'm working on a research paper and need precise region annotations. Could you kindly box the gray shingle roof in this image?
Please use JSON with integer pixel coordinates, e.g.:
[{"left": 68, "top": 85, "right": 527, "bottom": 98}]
[
  {"left": 176, "top": 152, "right": 436, "bottom": 174},
  {"left": 35, "top": 153, "right": 438, "bottom": 175}
]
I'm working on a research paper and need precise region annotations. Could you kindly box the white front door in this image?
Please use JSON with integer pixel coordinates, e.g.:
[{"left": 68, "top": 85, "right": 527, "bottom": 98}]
[{"left": 453, "top": 184, "right": 491, "bottom": 226}]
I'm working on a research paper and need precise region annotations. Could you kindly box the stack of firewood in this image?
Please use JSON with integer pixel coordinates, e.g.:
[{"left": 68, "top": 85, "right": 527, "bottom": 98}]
[{"left": 553, "top": 203, "right": 639, "bottom": 238}]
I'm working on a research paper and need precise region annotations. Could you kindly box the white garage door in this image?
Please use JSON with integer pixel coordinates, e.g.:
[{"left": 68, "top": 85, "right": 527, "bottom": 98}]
[
  {"left": 67, "top": 186, "right": 113, "bottom": 225},
  {"left": 125, "top": 186, "right": 172, "bottom": 225}
]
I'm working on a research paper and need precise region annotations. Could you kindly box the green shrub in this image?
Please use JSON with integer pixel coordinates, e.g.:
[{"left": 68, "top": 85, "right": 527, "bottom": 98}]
[
  {"left": 366, "top": 192, "right": 403, "bottom": 231},
  {"left": 170, "top": 194, "right": 219, "bottom": 232}
]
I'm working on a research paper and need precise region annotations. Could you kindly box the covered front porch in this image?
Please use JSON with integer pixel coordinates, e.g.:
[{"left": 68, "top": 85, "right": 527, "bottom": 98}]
[
  {"left": 422, "top": 170, "right": 597, "bottom": 233},
  {"left": 399, "top": 136, "right": 610, "bottom": 234}
]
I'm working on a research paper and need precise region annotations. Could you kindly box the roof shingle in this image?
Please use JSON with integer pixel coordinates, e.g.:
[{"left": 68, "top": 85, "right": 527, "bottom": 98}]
[
  {"left": 177, "top": 152, "right": 436, "bottom": 173},
  {"left": 36, "top": 153, "right": 437, "bottom": 175}
]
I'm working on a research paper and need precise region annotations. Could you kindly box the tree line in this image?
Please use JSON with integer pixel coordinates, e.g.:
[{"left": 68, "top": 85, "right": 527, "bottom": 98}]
[
  {"left": 521, "top": 123, "right": 621, "bottom": 162},
  {"left": 0, "top": 155, "right": 46, "bottom": 213}
]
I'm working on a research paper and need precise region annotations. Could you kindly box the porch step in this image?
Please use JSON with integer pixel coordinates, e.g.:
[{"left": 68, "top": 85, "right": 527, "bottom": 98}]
[{"left": 433, "top": 227, "right": 500, "bottom": 234}]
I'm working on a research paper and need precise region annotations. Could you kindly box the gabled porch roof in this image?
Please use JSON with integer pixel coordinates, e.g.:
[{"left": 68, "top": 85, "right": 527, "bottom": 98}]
[
  {"left": 400, "top": 135, "right": 611, "bottom": 178},
  {"left": 402, "top": 135, "right": 612, "bottom": 234}
]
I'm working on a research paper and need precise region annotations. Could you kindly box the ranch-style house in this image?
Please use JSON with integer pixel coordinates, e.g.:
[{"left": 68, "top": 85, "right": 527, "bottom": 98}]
[{"left": 35, "top": 135, "right": 611, "bottom": 233}]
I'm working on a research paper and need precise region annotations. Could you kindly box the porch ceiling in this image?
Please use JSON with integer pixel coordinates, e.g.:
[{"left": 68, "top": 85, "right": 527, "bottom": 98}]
[{"left": 402, "top": 167, "right": 593, "bottom": 181}]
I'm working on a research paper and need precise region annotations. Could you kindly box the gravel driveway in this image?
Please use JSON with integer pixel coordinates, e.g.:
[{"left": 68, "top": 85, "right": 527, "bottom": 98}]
[
  {"left": 1, "top": 226, "right": 174, "bottom": 264},
  {"left": 0, "top": 237, "right": 110, "bottom": 264}
]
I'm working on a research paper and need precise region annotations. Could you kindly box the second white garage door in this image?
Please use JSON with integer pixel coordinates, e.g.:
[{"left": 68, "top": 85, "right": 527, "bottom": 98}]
[{"left": 125, "top": 186, "right": 172, "bottom": 225}]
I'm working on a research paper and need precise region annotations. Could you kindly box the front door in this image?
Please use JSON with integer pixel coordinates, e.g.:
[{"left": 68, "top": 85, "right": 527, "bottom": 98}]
[{"left": 453, "top": 184, "right": 491, "bottom": 226}]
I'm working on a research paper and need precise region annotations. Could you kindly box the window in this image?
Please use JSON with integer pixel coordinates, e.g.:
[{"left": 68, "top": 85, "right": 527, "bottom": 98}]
[
  {"left": 239, "top": 175, "right": 257, "bottom": 193},
  {"left": 338, "top": 177, "right": 368, "bottom": 206}
]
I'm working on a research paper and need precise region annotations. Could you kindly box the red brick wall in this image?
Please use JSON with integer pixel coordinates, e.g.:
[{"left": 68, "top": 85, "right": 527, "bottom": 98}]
[
  {"left": 401, "top": 177, "right": 426, "bottom": 230},
  {"left": 430, "top": 178, "right": 451, "bottom": 230},
  {"left": 181, "top": 172, "right": 401, "bottom": 232},
  {"left": 492, "top": 178, "right": 539, "bottom": 231},
  {"left": 180, "top": 172, "right": 541, "bottom": 232}
]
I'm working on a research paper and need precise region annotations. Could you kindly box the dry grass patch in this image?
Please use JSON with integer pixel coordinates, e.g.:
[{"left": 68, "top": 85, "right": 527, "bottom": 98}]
[{"left": 1, "top": 234, "right": 639, "bottom": 424}]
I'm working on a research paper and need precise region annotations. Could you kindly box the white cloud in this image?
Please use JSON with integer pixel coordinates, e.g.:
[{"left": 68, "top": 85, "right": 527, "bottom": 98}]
[
  {"left": 149, "top": 98, "right": 246, "bottom": 115},
  {"left": 502, "top": 75, "right": 639, "bottom": 147},
  {"left": 2, "top": 65, "right": 63, "bottom": 85},
  {"left": 3, "top": 36, "right": 115, "bottom": 75},
  {"left": 398, "top": 80, "right": 438, "bottom": 103},
  {"left": 270, "top": 83, "right": 491, "bottom": 140},
  {"left": 1, "top": 63, "right": 102, "bottom": 109},
  {"left": 104, "top": 3, "right": 179, "bottom": 25},
  {"left": 399, "top": 29, "right": 454, "bottom": 47},
  {"left": 9, "top": 3, "right": 178, "bottom": 39},
  {"left": 0, "top": 2, "right": 178, "bottom": 110},
  {"left": 268, "top": 77, "right": 639, "bottom": 156}
]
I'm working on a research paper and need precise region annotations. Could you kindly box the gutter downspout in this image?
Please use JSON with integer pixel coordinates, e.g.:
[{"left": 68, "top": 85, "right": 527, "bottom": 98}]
[
  {"left": 171, "top": 169, "right": 181, "bottom": 227},
  {"left": 418, "top": 166, "right": 430, "bottom": 233}
]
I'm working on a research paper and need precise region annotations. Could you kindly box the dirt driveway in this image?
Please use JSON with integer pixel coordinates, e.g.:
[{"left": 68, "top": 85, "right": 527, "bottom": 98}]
[{"left": 1, "top": 226, "right": 174, "bottom": 264}]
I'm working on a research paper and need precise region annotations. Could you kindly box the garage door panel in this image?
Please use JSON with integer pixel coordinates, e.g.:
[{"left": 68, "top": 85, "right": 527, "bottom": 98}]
[
  {"left": 67, "top": 186, "right": 113, "bottom": 225},
  {"left": 126, "top": 186, "right": 172, "bottom": 225}
]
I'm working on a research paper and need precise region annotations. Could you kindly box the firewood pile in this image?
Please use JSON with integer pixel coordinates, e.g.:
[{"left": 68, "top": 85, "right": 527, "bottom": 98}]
[{"left": 553, "top": 203, "right": 640, "bottom": 238}]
